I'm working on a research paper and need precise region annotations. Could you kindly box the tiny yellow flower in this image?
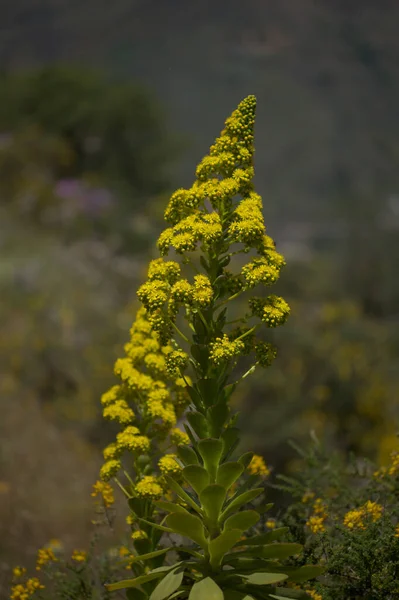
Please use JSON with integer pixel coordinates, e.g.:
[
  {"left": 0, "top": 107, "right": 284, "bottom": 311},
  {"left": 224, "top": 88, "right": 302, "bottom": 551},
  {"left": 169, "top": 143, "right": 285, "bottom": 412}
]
[
  {"left": 92, "top": 480, "right": 115, "bottom": 507},
  {"left": 71, "top": 549, "right": 87, "bottom": 562},
  {"left": 266, "top": 519, "right": 276, "bottom": 529},
  {"left": 131, "top": 530, "right": 148, "bottom": 541},
  {"left": 12, "top": 567, "right": 26, "bottom": 579},
  {"left": 306, "top": 515, "right": 326, "bottom": 534},
  {"left": 247, "top": 454, "right": 270, "bottom": 477}
]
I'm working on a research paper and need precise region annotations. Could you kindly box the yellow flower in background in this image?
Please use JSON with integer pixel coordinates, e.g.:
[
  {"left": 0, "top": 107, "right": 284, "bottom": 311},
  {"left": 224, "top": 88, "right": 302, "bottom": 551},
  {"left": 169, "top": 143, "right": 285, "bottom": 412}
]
[
  {"left": 91, "top": 480, "right": 115, "bottom": 507},
  {"left": 248, "top": 454, "right": 270, "bottom": 477},
  {"left": 170, "top": 427, "right": 190, "bottom": 446},
  {"left": 306, "top": 515, "right": 326, "bottom": 534},
  {"left": 394, "top": 524, "right": 399, "bottom": 538},
  {"left": 71, "top": 549, "right": 87, "bottom": 562},
  {"left": 266, "top": 519, "right": 276, "bottom": 529},
  {"left": 12, "top": 567, "right": 26, "bottom": 579},
  {"left": 307, "top": 590, "right": 323, "bottom": 600},
  {"left": 302, "top": 491, "right": 315, "bottom": 504},
  {"left": 343, "top": 500, "right": 383, "bottom": 530},
  {"left": 36, "top": 547, "right": 57, "bottom": 570},
  {"left": 131, "top": 530, "right": 148, "bottom": 541}
]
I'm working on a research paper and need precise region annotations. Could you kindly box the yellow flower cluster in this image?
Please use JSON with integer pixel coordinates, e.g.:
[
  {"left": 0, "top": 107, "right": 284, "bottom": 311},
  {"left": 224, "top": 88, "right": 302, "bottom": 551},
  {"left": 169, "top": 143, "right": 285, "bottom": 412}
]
[
  {"left": 13, "top": 567, "right": 26, "bottom": 578},
  {"left": 99, "top": 307, "right": 191, "bottom": 482},
  {"left": 91, "top": 480, "right": 115, "bottom": 507},
  {"left": 10, "top": 578, "right": 44, "bottom": 600},
  {"left": 306, "top": 498, "right": 328, "bottom": 534},
  {"left": 343, "top": 500, "right": 383, "bottom": 530},
  {"left": 158, "top": 454, "right": 182, "bottom": 475},
  {"left": 170, "top": 427, "right": 190, "bottom": 446},
  {"left": 36, "top": 547, "right": 57, "bottom": 570},
  {"left": 248, "top": 454, "right": 270, "bottom": 477},
  {"left": 135, "top": 476, "right": 163, "bottom": 499},
  {"left": 249, "top": 295, "right": 291, "bottom": 327},
  {"left": 209, "top": 335, "right": 245, "bottom": 365}
]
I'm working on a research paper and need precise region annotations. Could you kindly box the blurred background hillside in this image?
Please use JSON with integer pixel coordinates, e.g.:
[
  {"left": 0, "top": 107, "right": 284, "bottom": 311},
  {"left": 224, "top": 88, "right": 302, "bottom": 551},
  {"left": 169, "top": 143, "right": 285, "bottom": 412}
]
[{"left": 1, "top": 0, "right": 399, "bottom": 589}]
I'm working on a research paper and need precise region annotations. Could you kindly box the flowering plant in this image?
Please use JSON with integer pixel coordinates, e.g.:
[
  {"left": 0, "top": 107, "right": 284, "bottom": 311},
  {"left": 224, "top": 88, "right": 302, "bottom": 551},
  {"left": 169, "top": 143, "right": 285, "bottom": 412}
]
[{"left": 93, "top": 96, "right": 324, "bottom": 600}]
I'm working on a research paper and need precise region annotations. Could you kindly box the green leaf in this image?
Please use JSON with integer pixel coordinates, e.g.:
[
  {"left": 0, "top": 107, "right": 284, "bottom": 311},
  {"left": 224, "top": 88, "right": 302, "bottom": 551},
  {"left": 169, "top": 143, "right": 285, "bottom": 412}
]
[
  {"left": 183, "top": 465, "right": 210, "bottom": 495},
  {"left": 187, "top": 411, "right": 210, "bottom": 438},
  {"left": 221, "top": 427, "right": 240, "bottom": 460},
  {"left": 223, "top": 510, "right": 260, "bottom": 532},
  {"left": 208, "top": 528, "right": 243, "bottom": 568},
  {"left": 164, "top": 475, "right": 202, "bottom": 515},
  {"left": 257, "top": 503, "right": 274, "bottom": 514},
  {"left": 247, "top": 543, "right": 303, "bottom": 560},
  {"left": 199, "top": 484, "right": 226, "bottom": 522},
  {"left": 220, "top": 489, "right": 264, "bottom": 522},
  {"left": 286, "top": 565, "right": 325, "bottom": 583},
  {"left": 177, "top": 445, "right": 200, "bottom": 466},
  {"left": 207, "top": 401, "right": 229, "bottom": 436},
  {"left": 130, "top": 547, "right": 174, "bottom": 563},
  {"left": 154, "top": 501, "right": 190, "bottom": 515},
  {"left": 136, "top": 517, "right": 174, "bottom": 533},
  {"left": 165, "top": 512, "right": 208, "bottom": 549},
  {"left": 149, "top": 567, "right": 184, "bottom": 600},
  {"left": 127, "top": 588, "right": 148, "bottom": 600},
  {"left": 198, "top": 438, "right": 224, "bottom": 479},
  {"left": 237, "top": 452, "right": 254, "bottom": 469},
  {"left": 189, "top": 577, "right": 224, "bottom": 600},
  {"left": 198, "top": 379, "right": 221, "bottom": 408},
  {"left": 233, "top": 528, "right": 289, "bottom": 547},
  {"left": 191, "top": 345, "right": 209, "bottom": 372},
  {"left": 244, "top": 573, "right": 288, "bottom": 585},
  {"left": 128, "top": 496, "right": 146, "bottom": 517},
  {"left": 216, "top": 462, "right": 244, "bottom": 490},
  {"left": 106, "top": 567, "right": 172, "bottom": 591}
]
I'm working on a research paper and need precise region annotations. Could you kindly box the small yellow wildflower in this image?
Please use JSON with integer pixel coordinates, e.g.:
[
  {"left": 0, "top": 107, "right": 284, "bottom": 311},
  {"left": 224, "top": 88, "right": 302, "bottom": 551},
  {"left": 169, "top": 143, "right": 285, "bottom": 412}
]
[
  {"left": 91, "top": 480, "right": 115, "bottom": 507},
  {"left": 266, "top": 519, "right": 276, "bottom": 529},
  {"left": 313, "top": 498, "right": 327, "bottom": 516},
  {"left": 12, "top": 567, "right": 26, "bottom": 578},
  {"left": 307, "top": 590, "right": 323, "bottom": 600},
  {"left": 135, "top": 476, "right": 163, "bottom": 499},
  {"left": 71, "top": 549, "right": 87, "bottom": 562},
  {"left": 306, "top": 515, "right": 326, "bottom": 534},
  {"left": 36, "top": 547, "right": 57, "bottom": 570},
  {"left": 119, "top": 546, "right": 130, "bottom": 557},
  {"left": 302, "top": 491, "right": 315, "bottom": 504},
  {"left": 131, "top": 530, "right": 148, "bottom": 541},
  {"left": 343, "top": 501, "right": 383, "bottom": 530},
  {"left": 248, "top": 454, "right": 270, "bottom": 477},
  {"left": 126, "top": 514, "right": 135, "bottom": 526},
  {"left": 394, "top": 524, "right": 399, "bottom": 538}
]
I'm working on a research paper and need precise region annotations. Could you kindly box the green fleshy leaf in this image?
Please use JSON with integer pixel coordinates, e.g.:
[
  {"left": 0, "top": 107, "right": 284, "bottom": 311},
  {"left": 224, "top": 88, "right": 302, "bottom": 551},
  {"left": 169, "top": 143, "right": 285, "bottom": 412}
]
[
  {"left": 207, "top": 401, "right": 230, "bottom": 436},
  {"left": 128, "top": 496, "right": 146, "bottom": 517},
  {"left": 198, "top": 379, "right": 221, "bottom": 408},
  {"left": 208, "top": 528, "right": 243, "bottom": 568},
  {"left": 130, "top": 547, "right": 174, "bottom": 563},
  {"left": 165, "top": 512, "right": 208, "bottom": 549},
  {"left": 164, "top": 475, "right": 202, "bottom": 515},
  {"left": 183, "top": 465, "right": 210, "bottom": 495},
  {"left": 187, "top": 411, "right": 210, "bottom": 438},
  {"left": 233, "top": 528, "right": 289, "bottom": 547},
  {"left": 199, "top": 484, "right": 226, "bottom": 523},
  {"left": 223, "top": 510, "right": 260, "bottom": 532},
  {"left": 198, "top": 438, "right": 224, "bottom": 480},
  {"left": 237, "top": 452, "right": 254, "bottom": 469},
  {"left": 286, "top": 565, "right": 325, "bottom": 583},
  {"left": 220, "top": 489, "right": 264, "bottom": 522},
  {"left": 221, "top": 427, "right": 240, "bottom": 460},
  {"left": 189, "top": 577, "right": 224, "bottom": 600},
  {"left": 136, "top": 517, "right": 173, "bottom": 533},
  {"left": 106, "top": 566, "right": 173, "bottom": 591},
  {"left": 177, "top": 445, "right": 200, "bottom": 466},
  {"left": 191, "top": 346, "right": 209, "bottom": 372},
  {"left": 154, "top": 501, "right": 190, "bottom": 515},
  {"left": 149, "top": 567, "right": 184, "bottom": 600},
  {"left": 222, "top": 557, "right": 275, "bottom": 570},
  {"left": 245, "top": 543, "right": 302, "bottom": 560},
  {"left": 244, "top": 573, "right": 288, "bottom": 585},
  {"left": 127, "top": 588, "right": 148, "bottom": 600},
  {"left": 216, "top": 461, "right": 244, "bottom": 490}
]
